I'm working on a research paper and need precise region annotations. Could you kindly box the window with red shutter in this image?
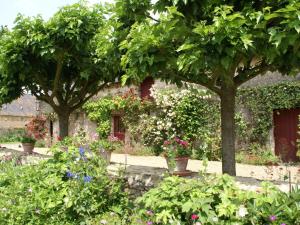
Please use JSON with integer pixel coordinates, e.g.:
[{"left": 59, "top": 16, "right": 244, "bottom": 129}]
[{"left": 140, "top": 77, "right": 154, "bottom": 99}]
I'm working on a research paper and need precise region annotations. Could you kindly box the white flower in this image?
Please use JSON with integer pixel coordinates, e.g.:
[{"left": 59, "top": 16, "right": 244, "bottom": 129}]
[
  {"left": 100, "top": 219, "right": 108, "bottom": 224},
  {"left": 237, "top": 205, "right": 248, "bottom": 217},
  {"left": 2, "top": 208, "right": 7, "bottom": 211},
  {"left": 195, "top": 222, "right": 202, "bottom": 225},
  {"left": 28, "top": 188, "right": 33, "bottom": 193},
  {"left": 212, "top": 217, "right": 218, "bottom": 222}
]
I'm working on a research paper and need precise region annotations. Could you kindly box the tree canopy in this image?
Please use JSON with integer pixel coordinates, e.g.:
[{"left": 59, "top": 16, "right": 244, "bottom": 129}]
[
  {"left": 0, "top": 2, "right": 121, "bottom": 138},
  {"left": 120, "top": 0, "right": 300, "bottom": 175}
]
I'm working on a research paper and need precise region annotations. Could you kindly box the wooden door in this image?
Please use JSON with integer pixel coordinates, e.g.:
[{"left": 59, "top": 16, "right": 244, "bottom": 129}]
[
  {"left": 113, "top": 115, "right": 125, "bottom": 141},
  {"left": 273, "top": 108, "right": 300, "bottom": 162}
]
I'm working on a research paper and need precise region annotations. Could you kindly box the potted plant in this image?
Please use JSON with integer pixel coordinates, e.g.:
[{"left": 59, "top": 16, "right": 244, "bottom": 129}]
[
  {"left": 21, "top": 134, "right": 36, "bottom": 154},
  {"left": 90, "top": 134, "right": 122, "bottom": 163},
  {"left": 163, "top": 137, "right": 191, "bottom": 174}
]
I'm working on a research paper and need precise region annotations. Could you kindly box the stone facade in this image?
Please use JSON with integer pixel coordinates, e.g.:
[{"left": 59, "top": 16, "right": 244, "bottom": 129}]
[
  {"left": 39, "top": 73, "right": 298, "bottom": 155},
  {"left": 0, "top": 94, "right": 38, "bottom": 133}
]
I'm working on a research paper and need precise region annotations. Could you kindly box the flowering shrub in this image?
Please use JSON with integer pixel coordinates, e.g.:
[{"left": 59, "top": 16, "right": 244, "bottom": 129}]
[
  {"left": 139, "top": 86, "right": 221, "bottom": 158},
  {"left": 25, "top": 115, "right": 47, "bottom": 140},
  {"left": 163, "top": 137, "right": 191, "bottom": 158},
  {"left": 0, "top": 140, "right": 128, "bottom": 224},
  {"left": 135, "top": 175, "right": 300, "bottom": 225}
]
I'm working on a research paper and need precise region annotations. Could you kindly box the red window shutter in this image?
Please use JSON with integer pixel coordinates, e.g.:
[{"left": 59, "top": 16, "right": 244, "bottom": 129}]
[{"left": 140, "top": 77, "right": 154, "bottom": 99}]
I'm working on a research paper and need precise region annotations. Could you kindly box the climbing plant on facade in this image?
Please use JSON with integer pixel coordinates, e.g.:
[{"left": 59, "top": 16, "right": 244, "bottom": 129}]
[
  {"left": 84, "top": 89, "right": 153, "bottom": 139},
  {"left": 238, "top": 81, "right": 300, "bottom": 144}
]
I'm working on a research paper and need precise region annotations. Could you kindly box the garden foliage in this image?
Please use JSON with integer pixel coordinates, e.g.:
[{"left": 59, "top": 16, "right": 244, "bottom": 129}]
[
  {"left": 135, "top": 175, "right": 300, "bottom": 225},
  {"left": 0, "top": 141, "right": 128, "bottom": 225}
]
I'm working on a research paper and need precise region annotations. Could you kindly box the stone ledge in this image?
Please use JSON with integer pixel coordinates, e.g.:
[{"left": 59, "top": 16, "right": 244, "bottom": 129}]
[{"left": 108, "top": 163, "right": 300, "bottom": 196}]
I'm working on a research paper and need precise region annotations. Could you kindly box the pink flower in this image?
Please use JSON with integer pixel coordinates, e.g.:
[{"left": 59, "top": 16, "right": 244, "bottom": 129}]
[
  {"left": 146, "top": 221, "right": 153, "bottom": 225},
  {"left": 191, "top": 214, "right": 199, "bottom": 220},
  {"left": 92, "top": 133, "right": 99, "bottom": 140},
  {"left": 108, "top": 134, "right": 119, "bottom": 142},
  {"left": 269, "top": 215, "right": 277, "bottom": 221},
  {"left": 179, "top": 140, "right": 189, "bottom": 148},
  {"left": 163, "top": 140, "right": 171, "bottom": 146}
]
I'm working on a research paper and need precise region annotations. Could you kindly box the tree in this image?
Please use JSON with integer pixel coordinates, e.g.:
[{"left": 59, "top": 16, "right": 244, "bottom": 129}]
[
  {"left": 120, "top": 0, "right": 300, "bottom": 175},
  {"left": 0, "top": 3, "right": 121, "bottom": 138}
]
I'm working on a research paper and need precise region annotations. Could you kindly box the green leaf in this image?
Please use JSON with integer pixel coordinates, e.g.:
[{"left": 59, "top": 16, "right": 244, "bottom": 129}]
[{"left": 221, "top": 57, "right": 231, "bottom": 70}]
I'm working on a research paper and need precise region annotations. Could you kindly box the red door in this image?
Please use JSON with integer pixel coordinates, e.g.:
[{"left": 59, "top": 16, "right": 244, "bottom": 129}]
[
  {"left": 113, "top": 115, "right": 125, "bottom": 141},
  {"left": 273, "top": 108, "right": 300, "bottom": 162}
]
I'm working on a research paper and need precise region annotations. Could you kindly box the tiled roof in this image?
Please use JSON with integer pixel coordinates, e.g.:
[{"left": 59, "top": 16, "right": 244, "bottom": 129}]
[{"left": 0, "top": 95, "right": 37, "bottom": 117}]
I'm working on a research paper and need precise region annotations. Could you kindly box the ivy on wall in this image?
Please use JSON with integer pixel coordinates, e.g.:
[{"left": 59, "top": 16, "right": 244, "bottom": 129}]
[
  {"left": 83, "top": 89, "right": 153, "bottom": 138},
  {"left": 237, "top": 81, "right": 300, "bottom": 144}
]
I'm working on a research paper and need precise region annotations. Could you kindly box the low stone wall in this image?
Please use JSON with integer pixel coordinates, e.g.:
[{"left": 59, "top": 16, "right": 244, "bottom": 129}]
[{"left": 108, "top": 163, "right": 299, "bottom": 197}]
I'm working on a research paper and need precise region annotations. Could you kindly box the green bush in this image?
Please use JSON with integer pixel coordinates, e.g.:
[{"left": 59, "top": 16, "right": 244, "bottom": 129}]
[
  {"left": 135, "top": 175, "right": 300, "bottom": 225},
  {"left": 236, "top": 144, "right": 281, "bottom": 165},
  {"left": 0, "top": 128, "right": 25, "bottom": 143},
  {"left": 0, "top": 143, "right": 129, "bottom": 225}
]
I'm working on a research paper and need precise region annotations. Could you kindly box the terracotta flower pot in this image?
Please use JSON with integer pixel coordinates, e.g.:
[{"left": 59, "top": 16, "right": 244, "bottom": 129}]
[
  {"left": 22, "top": 143, "right": 35, "bottom": 154},
  {"left": 174, "top": 157, "right": 189, "bottom": 172},
  {"left": 99, "top": 150, "right": 112, "bottom": 163},
  {"left": 165, "top": 156, "right": 189, "bottom": 172}
]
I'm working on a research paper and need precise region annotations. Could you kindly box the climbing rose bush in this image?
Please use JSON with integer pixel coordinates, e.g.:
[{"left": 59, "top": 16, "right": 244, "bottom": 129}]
[
  {"left": 140, "top": 86, "right": 221, "bottom": 158},
  {"left": 0, "top": 141, "right": 128, "bottom": 225}
]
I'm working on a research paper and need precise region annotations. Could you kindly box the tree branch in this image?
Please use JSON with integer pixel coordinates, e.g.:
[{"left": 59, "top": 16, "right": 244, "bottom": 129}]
[
  {"left": 31, "top": 91, "right": 60, "bottom": 112},
  {"left": 70, "top": 82, "right": 108, "bottom": 111},
  {"left": 172, "top": 73, "right": 221, "bottom": 95},
  {"left": 51, "top": 52, "right": 64, "bottom": 97},
  {"left": 146, "top": 13, "right": 160, "bottom": 23},
  {"left": 234, "top": 62, "right": 271, "bottom": 87}
]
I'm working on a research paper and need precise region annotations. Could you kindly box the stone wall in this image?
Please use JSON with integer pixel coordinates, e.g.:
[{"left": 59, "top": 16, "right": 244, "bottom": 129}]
[{"left": 0, "top": 115, "right": 33, "bottom": 129}]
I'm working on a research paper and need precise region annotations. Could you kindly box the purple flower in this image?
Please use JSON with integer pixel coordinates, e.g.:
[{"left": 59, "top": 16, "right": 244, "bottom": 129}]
[
  {"left": 66, "top": 171, "right": 74, "bottom": 178},
  {"left": 79, "top": 147, "right": 85, "bottom": 156},
  {"left": 146, "top": 221, "right": 153, "bottom": 225},
  {"left": 281, "top": 224, "right": 286, "bottom": 225},
  {"left": 83, "top": 175, "right": 92, "bottom": 183},
  {"left": 269, "top": 215, "right": 277, "bottom": 222}
]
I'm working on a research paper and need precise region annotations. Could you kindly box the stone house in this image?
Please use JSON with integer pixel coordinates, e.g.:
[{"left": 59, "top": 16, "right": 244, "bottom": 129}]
[
  {"left": 0, "top": 94, "right": 39, "bottom": 135},
  {"left": 41, "top": 72, "right": 299, "bottom": 162}
]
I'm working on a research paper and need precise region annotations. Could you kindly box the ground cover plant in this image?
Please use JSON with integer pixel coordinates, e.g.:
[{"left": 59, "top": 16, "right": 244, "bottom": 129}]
[
  {"left": 0, "top": 140, "right": 128, "bottom": 225},
  {"left": 134, "top": 175, "right": 300, "bottom": 225},
  {"left": 1, "top": 138, "right": 300, "bottom": 224}
]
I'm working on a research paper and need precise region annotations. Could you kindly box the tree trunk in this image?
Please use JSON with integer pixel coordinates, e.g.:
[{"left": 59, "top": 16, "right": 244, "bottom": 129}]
[
  {"left": 57, "top": 112, "right": 70, "bottom": 139},
  {"left": 220, "top": 84, "right": 237, "bottom": 176}
]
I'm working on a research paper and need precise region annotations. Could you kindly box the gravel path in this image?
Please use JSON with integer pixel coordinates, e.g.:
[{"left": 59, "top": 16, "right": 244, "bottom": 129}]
[{"left": 1, "top": 143, "right": 300, "bottom": 188}]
